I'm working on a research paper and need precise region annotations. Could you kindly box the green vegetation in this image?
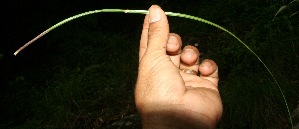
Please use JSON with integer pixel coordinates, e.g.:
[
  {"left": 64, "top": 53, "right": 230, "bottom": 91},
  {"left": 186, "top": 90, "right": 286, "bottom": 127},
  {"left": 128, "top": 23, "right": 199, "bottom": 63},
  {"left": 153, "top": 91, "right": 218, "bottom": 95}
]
[{"left": 1, "top": 0, "right": 298, "bottom": 128}]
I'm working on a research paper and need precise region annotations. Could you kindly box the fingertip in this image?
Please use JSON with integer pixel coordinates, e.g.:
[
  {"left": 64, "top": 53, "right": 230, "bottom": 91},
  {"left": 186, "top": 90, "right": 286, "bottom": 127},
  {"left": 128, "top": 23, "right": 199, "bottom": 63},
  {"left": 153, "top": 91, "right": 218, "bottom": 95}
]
[
  {"left": 148, "top": 5, "right": 162, "bottom": 23},
  {"left": 199, "top": 59, "right": 219, "bottom": 86},
  {"left": 199, "top": 59, "right": 218, "bottom": 76},
  {"left": 143, "top": 14, "right": 150, "bottom": 28},
  {"left": 181, "top": 45, "right": 200, "bottom": 66},
  {"left": 167, "top": 33, "right": 182, "bottom": 55}
]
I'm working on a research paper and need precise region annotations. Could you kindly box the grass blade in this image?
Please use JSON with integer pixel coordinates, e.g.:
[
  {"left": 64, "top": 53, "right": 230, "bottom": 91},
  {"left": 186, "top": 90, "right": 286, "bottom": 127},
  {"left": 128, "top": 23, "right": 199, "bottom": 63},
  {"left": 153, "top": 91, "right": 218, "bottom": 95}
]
[
  {"left": 13, "top": 9, "right": 293, "bottom": 127},
  {"left": 273, "top": 5, "right": 288, "bottom": 21}
]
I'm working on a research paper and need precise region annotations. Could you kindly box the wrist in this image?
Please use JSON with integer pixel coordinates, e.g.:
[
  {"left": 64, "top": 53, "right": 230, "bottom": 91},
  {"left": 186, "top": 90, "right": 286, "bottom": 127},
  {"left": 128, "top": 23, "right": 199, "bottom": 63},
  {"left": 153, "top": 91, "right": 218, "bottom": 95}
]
[{"left": 139, "top": 106, "right": 216, "bottom": 129}]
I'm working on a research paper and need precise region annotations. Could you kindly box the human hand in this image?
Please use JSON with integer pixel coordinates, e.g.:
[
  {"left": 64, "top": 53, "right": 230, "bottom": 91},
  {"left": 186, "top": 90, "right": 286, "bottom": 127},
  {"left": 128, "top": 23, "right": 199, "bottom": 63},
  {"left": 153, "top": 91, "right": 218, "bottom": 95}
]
[{"left": 135, "top": 5, "right": 222, "bottom": 129}]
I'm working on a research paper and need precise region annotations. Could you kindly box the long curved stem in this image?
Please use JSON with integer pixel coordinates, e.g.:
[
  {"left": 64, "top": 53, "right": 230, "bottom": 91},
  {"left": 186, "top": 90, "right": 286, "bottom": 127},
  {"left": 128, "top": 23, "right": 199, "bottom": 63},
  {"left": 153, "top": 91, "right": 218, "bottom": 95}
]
[{"left": 13, "top": 9, "right": 293, "bottom": 127}]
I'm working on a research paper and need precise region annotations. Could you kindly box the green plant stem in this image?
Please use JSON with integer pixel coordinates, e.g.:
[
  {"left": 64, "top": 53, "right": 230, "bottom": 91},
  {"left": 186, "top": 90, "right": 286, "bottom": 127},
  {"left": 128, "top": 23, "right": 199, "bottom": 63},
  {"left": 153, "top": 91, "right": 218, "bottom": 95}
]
[{"left": 13, "top": 9, "right": 293, "bottom": 127}]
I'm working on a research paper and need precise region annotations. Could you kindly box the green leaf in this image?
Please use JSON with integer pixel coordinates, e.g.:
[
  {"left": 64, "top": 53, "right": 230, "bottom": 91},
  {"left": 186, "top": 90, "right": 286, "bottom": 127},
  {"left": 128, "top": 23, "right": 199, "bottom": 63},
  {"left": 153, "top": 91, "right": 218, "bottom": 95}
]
[
  {"left": 273, "top": 5, "right": 288, "bottom": 21},
  {"left": 290, "top": 11, "right": 299, "bottom": 17}
]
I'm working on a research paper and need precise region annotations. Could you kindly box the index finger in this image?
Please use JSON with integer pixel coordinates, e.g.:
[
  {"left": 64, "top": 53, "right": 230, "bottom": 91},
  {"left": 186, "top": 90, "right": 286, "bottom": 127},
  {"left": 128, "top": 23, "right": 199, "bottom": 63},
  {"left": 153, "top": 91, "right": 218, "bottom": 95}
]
[{"left": 139, "top": 14, "right": 150, "bottom": 61}]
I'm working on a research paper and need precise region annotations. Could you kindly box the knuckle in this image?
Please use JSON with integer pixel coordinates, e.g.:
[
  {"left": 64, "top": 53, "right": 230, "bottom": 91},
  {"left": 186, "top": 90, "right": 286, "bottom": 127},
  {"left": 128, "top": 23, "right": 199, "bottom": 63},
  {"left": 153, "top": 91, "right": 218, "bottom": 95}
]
[{"left": 148, "top": 26, "right": 163, "bottom": 40}]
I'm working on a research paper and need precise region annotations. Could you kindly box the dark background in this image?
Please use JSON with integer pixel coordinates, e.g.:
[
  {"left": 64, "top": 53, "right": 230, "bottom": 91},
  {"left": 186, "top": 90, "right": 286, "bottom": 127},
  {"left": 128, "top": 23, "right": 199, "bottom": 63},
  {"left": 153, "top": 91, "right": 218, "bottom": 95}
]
[{"left": 1, "top": 0, "right": 298, "bottom": 128}]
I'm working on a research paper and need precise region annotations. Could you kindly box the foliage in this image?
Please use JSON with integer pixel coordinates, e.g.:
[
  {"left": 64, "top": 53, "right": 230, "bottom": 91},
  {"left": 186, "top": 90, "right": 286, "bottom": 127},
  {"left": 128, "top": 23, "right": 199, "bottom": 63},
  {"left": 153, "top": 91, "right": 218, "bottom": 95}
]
[{"left": 273, "top": 0, "right": 299, "bottom": 21}]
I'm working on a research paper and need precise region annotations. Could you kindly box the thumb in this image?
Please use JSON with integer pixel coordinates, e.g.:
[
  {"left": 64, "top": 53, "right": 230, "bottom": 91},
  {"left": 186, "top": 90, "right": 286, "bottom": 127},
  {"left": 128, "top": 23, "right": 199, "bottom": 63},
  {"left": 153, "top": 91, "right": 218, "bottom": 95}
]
[{"left": 146, "top": 5, "right": 169, "bottom": 55}]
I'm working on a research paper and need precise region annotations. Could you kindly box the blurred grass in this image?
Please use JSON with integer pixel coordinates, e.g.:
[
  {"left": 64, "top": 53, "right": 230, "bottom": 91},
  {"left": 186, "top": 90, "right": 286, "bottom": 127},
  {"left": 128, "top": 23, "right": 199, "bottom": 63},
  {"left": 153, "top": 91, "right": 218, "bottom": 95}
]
[{"left": 1, "top": 0, "right": 298, "bottom": 128}]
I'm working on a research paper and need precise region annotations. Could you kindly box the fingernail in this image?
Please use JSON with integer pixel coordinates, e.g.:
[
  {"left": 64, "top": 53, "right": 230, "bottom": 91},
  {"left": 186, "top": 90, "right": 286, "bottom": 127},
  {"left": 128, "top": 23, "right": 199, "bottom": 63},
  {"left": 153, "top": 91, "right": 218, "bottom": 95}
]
[
  {"left": 183, "top": 48, "right": 194, "bottom": 56},
  {"left": 167, "top": 36, "right": 177, "bottom": 46},
  {"left": 201, "top": 61, "right": 212, "bottom": 68},
  {"left": 149, "top": 6, "right": 161, "bottom": 23}
]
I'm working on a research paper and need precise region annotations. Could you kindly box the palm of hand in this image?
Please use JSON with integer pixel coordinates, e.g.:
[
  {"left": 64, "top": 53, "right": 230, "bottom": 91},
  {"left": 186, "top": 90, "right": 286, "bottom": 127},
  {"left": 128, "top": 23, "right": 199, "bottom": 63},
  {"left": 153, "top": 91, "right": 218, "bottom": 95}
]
[{"left": 136, "top": 54, "right": 222, "bottom": 128}]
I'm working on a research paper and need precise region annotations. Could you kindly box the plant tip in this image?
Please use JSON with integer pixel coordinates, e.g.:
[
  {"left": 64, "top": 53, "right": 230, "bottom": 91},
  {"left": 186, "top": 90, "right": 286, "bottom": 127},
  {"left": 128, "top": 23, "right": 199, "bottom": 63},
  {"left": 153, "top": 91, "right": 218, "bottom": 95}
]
[{"left": 14, "top": 52, "right": 18, "bottom": 56}]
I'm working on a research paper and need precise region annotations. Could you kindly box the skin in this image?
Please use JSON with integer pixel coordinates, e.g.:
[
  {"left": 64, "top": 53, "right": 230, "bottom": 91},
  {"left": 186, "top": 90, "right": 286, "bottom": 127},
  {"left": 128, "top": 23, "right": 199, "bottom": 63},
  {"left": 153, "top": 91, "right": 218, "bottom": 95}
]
[{"left": 135, "top": 5, "right": 223, "bottom": 129}]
